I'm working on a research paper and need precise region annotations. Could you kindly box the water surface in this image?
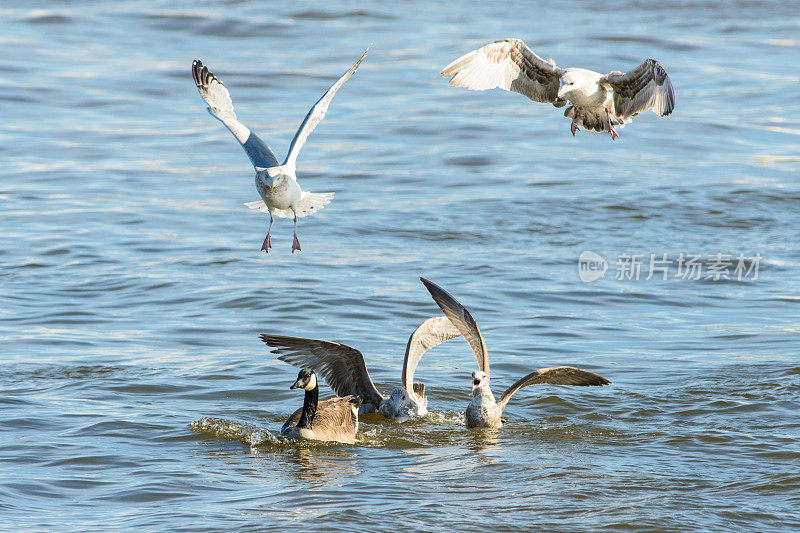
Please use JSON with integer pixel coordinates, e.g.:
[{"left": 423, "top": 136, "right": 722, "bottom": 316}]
[{"left": 1, "top": 1, "right": 799, "bottom": 531}]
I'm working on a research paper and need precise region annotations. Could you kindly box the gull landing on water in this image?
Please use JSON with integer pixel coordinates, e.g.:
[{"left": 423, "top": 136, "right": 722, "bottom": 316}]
[
  {"left": 441, "top": 39, "right": 675, "bottom": 140},
  {"left": 192, "top": 48, "right": 368, "bottom": 253},
  {"left": 420, "top": 278, "right": 610, "bottom": 429}
]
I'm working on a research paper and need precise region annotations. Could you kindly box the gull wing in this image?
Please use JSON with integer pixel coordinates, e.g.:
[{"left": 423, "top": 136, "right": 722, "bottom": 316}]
[
  {"left": 282, "top": 47, "right": 369, "bottom": 169},
  {"left": 497, "top": 366, "right": 610, "bottom": 412},
  {"left": 260, "top": 334, "right": 385, "bottom": 410},
  {"left": 601, "top": 59, "right": 675, "bottom": 119},
  {"left": 401, "top": 316, "right": 463, "bottom": 396},
  {"left": 420, "top": 278, "right": 490, "bottom": 376},
  {"left": 192, "top": 60, "right": 280, "bottom": 169},
  {"left": 441, "top": 39, "right": 564, "bottom": 105}
]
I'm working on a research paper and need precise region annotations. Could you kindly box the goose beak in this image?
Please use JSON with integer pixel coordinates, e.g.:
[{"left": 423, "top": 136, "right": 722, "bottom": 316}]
[{"left": 290, "top": 380, "right": 301, "bottom": 390}]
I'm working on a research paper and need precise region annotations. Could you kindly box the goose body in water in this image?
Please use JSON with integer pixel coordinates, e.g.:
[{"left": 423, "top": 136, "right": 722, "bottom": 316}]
[
  {"left": 420, "top": 278, "right": 610, "bottom": 428},
  {"left": 441, "top": 39, "right": 674, "bottom": 139},
  {"left": 191, "top": 48, "right": 368, "bottom": 253},
  {"left": 281, "top": 369, "right": 361, "bottom": 444},
  {"left": 261, "top": 316, "right": 463, "bottom": 420}
]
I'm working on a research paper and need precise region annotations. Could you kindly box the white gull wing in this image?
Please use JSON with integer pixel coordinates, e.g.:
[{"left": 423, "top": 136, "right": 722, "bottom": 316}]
[
  {"left": 260, "top": 334, "right": 385, "bottom": 410},
  {"left": 401, "top": 316, "right": 463, "bottom": 397},
  {"left": 601, "top": 59, "right": 675, "bottom": 119},
  {"left": 283, "top": 47, "right": 369, "bottom": 169},
  {"left": 497, "top": 366, "right": 611, "bottom": 412},
  {"left": 192, "top": 60, "right": 280, "bottom": 169},
  {"left": 441, "top": 39, "right": 565, "bottom": 105},
  {"left": 420, "top": 278, "right": 490, "bottom": 377}
]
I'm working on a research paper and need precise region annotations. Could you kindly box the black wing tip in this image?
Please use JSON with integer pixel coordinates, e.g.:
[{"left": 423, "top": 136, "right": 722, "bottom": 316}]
[
  {"left": 191, "top": 60, "right": 210, "bottom": 87},
  {"left": 419, "top": 277, "right": 445, "bottom": 296},
  {"left": 588, "top": 374, "right": 611, "bottom": 386},
  {"left": 259, "top": 333, "right": 290, "bottom": 347},
  {"left": 420, "top": 277, "right": 453, "bottom": 308}
]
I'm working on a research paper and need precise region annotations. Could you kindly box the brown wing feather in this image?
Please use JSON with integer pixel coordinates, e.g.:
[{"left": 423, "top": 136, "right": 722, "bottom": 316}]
[
  {"left": 260, "top": 335, "right": 385, "bottom": 410},
  {"left": 498, "top": 366, "right": 610, "bottom": 411},
  {"left": 419, "top": 278, "right": 490, "bottom": 376},
  {"left": 602, "top": 59, "right": 675, "bottom": 119},
  {"left": 441, "top": 39, "right": 564, "bottom": 104}
]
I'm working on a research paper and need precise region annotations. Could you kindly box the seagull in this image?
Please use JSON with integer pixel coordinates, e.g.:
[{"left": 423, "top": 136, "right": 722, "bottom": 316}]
[
  {"left": 441, "top": 39, "right": 675, "bottom": 140},
  {"left": 260, "top": 315, "right": 463, "bottom": 420},
  {"left": 420, "top": 278, "right": 610, "bottom": 428},
  {"left": 192, "top": 48, "right": 368, "bottom": 253}
]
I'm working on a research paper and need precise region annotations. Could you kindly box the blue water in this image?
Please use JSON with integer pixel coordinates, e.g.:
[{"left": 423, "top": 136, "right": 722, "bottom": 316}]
[{"left": 1, "top": 1, "right": 799, "bottom": 531}]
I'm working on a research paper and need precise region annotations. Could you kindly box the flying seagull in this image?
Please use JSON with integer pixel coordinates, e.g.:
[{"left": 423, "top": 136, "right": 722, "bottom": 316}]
[
  {"left": 261, "top": 315, "right": 462, "bottom": 420},
  {"left": 192, "top": 48, "right": 368, "bottom": 252},
  {"left": 420, "top": 278, "right": 610, "bottom": 428},
  {"left": 441, "top": 39, "right": 674, "bottom": 139}
]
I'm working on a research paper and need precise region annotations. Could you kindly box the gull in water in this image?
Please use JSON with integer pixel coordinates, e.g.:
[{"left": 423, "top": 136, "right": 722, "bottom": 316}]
[
  {"left": 420, "top": 278, "right": 610, "bottom": 428},
  {"left": 261, "top": 315, "right": 462, "bottom": 420},
  {"left": 192, "top": 48, "right": 368, "bottom": 252},
  {"left": 441, "top": 39, "right": 675, "bottom": 139}
]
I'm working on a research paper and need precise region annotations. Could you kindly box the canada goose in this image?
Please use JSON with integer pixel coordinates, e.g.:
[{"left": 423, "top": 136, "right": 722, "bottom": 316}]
[
  {"left": 191, "top": 48, "right": 368, "bottom": 253},
  {"left": 441, "top": 39, "right": 674, "bottom": 139},
  {"left": 281, "top": 369, "right": 361, "bottom": 444},
  {"left": 261, "top": 316, "right": 462, "bottom": 420},
  {"left": 420, "top": 278, "right": 610, "bottom": 428}
]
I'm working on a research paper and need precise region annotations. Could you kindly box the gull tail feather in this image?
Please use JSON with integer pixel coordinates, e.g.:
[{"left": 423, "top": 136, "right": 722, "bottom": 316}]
[
  {"left": 296, "top": 191, "right": 334, "bottom": 217},
  {"left": 243, "top": 192, "right": 333, "bottom": 219}
]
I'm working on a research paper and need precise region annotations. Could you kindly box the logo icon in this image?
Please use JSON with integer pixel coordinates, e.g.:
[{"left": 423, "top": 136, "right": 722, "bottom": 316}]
[{"left": 578, "top": 251, "right": 607, "bottom": 283}]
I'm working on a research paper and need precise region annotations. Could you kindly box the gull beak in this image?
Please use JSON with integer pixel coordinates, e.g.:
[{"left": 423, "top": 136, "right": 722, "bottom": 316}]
[
  {"left": 557, "top": 79, "right": 567, "bottom": 99},
  {"left": 472, "top": 378, "right": 481, "bottom": 392}
]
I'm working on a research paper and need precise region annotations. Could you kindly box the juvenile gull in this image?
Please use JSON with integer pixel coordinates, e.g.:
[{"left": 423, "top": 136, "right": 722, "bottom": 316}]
[
  {"left": 420, "top": 278, "right": 610, "bottom": 428},
  {"left": 192, "top": 48, "right": 368, "bottom": 252},
  {"left": 261, "top": 316, "right": 462, "bottom": 420},
  {"left": 441, "top": 39, "right": 674, "bottom": 139}
]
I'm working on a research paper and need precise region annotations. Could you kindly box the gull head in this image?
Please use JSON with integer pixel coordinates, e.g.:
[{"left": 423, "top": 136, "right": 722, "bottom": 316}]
[
  {"left": 557, "top": 70, "right": 590, "bottom": 100},
  {"left": 290, "top": 368, "right": 317, "bottom": 391},
  {"left": 264, "top": 173, "right": 290, "bottom": 190},
  {"left": 557, "top": 75, "right": 577, "bottom": 100},
  {"left": 471, "top": 370, "right": 489, "bottom": 395},
  {"left": 385, "top": 387, "right": 427, "bottom": 419}
]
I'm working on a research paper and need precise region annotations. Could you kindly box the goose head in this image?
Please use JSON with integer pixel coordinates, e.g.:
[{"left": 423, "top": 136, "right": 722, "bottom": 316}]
[{"left": 290, "top": 369, "right": 317, "bottom": 391}]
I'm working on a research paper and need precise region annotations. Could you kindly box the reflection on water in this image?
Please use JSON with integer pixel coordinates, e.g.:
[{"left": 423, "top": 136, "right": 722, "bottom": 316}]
[
  {"left": 280, "top": 448, "right": 361, "bottom": 484},
  {"left": 466, "top": 427, "right": 500, "bottom": 451}
]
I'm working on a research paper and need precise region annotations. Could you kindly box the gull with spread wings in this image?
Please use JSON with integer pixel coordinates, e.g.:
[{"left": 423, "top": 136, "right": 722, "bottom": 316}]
[
  {"left": 420, "top": 278, "right": 610, "bottom": 428},
  {"left": 441, "top": 39, "right": 674, "bottom": 139},
  {"left": 260, "top": 315, "right": 462, "bottom": 420},
  {"left": 192, "top": 48, "right": 368, "bottom": 252}
]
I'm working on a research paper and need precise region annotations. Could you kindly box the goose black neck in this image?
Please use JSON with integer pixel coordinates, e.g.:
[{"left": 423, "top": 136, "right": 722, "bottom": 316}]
[{"left": 296, "top": 383, "right": 318, "bottom": 429}]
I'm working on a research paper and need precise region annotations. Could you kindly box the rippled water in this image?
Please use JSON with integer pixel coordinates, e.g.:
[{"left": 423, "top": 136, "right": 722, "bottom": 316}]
[{"left": 1, "top": 1, "right": 799, "bottom": 531}]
